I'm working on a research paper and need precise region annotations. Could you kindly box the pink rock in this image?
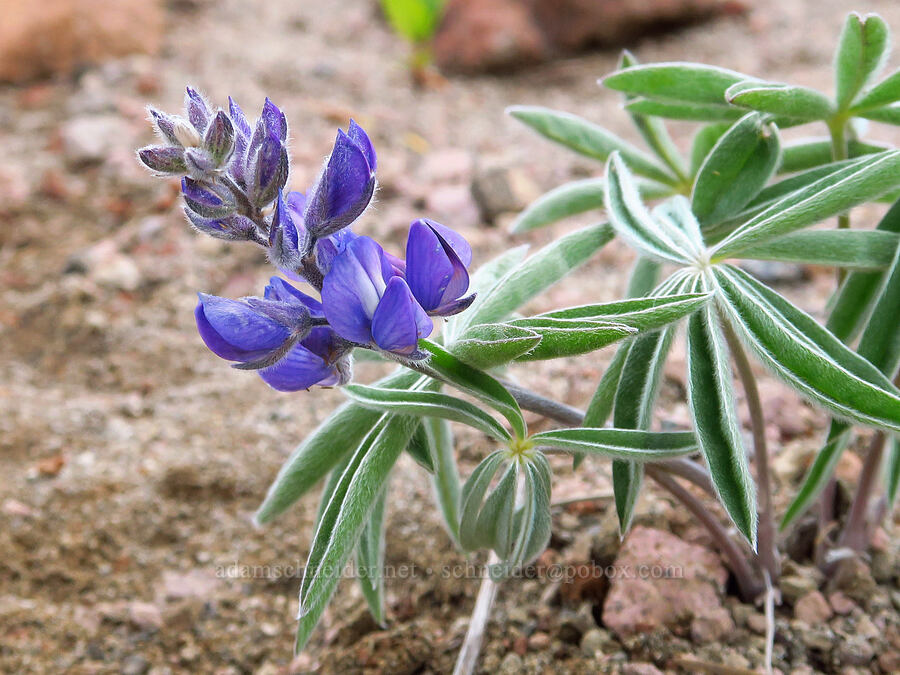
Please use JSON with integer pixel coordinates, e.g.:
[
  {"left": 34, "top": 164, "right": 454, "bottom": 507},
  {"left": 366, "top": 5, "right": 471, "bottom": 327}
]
[
  {"left": 621, "top": 664, "right": 664, "bottom": 675},
  {"left": 601, "top": 526, "right": 729, "bottom": 639},
  {"left": 690, "top": 607, "right": 735, "bottom": 644},
  {"left": 158, "top": 569, "right": 221, "bottom": 602},
  {"left": 794, "top": 591, "right": 833, "bottom": 624},
  {"left": 128, "top": 601, "right": 164, "bottom": 630},
  {"left": 0, "top": 0, "right": 164, "bottom": 83},
  {"left": 828, "top": 591, "right": 856, "bottom": 616}
]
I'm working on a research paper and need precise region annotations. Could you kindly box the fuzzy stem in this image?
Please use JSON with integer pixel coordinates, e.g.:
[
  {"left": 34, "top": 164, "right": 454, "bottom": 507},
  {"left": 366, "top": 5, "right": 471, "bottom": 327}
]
[
  {"left": 501, "top": 381, "right": 763, "bottom": 599},
  {"left": 721, "top": 320, "right": 781, "bottom": 581},
  {"left": 836, "top": 432, "right": 886, "bottom": 551}
]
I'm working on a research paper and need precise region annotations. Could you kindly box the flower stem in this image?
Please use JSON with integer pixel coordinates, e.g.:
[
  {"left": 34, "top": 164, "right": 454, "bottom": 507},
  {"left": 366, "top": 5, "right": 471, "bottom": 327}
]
[
  {"left": 500, "top": 380, "right": 763, "bottom": 599},
  {"left": 836, "top": 431, "right": 886, "bottom": 552},
  {"left": 721, "top": 320, "right": 781, "bottom": 581}
]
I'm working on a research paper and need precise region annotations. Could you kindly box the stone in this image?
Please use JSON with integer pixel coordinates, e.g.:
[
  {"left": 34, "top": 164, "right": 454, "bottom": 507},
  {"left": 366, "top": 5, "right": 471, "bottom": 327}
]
[
  {"left": 780, "top": 573, "right": 820, "bottom": 605},
  {"left": 601, "top": 526, "right": 729, "bottom": 639},
  {"left": 128, "top": 601, "right": 164, "bottom": 630},
  {"left": 800, "top": 626, "right": 835, "bottom": 653},
  {"left": 121, "top": 655, "right": 151, "bottom": 675},
  {"left": 835, "top": 637, "right": 875, "bottom": 667},
  {"left": 828, "top": 591, "right": 856, "bottom": 615},
  {"left": 794, "top": 591, "right": 832, "bottom": 624},
  {"left": 620, "top": 664, "right": 664, "bottom": 675},
  {"left": 499, "top": 652, "right": 523, "bottom": 674},
  {"left": 157, "top": 569, "right": 222, "bottom": 602},
  {"left": 433, "top": 0, "right": 547, "bottom": 73},
  {"left": 471, "top": 164, "right": 540, "bottom": 223},
  {"left": 747, "top": 612, "right": 768, "bottom": 636},
  {"left": 690, "top": 608, "right": 735, "bottom": 644},
  {"left": 61, "top": 115, "right": 131, "bottom": 167},
  {"left": 878, "top": 651, "right": 900, "bottom": 672},
  {"left": 580, "top": 628, "right": 614, "bottom": 656},
  {"left": 527, "top": 631, "right": 551, "bottom": 650},
  {"left": 0, "top": 0, "right": 164, "bottom": 83},
  {"left": 827, "top": 557, "right": 877, "bottom": 606}
]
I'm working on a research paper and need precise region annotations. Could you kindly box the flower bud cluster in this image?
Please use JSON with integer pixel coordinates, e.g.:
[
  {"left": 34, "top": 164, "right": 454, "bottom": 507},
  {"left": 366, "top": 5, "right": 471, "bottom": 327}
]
[{"left": 139, "top": 88, "right": 474, "bottom": 391}]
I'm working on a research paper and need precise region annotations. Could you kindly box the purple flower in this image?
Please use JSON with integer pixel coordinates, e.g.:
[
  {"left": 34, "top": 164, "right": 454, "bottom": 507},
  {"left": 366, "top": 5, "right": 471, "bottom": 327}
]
[
  {"left": 321, "top": 235, "right": 432, "bottom": 356},
  {"left": 195, "top": 277, "right": 349, "bottom": 391},
  {"left": 405, "top": 219, "right": 475, "bottom": 316},
  {"left": 226, "top": 96, "right": 289, "bottom": 207},
  {"left": 304, "top": 120, "right": 377, "bottom": 238}
]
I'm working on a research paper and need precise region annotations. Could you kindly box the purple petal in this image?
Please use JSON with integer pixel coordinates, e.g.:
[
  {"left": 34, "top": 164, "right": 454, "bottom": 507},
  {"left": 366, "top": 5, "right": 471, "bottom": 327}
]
[
  {"left": 321, "top": 236, "right": 387, "bottom": 344},
  {"left": 264, "top": 277, "right": 324, "bottom": 316},
  {"left": 371, "top": 277, "right": 433, "bottom": 354},
  {"left": 269, "top": 189, "right": 299, "bottom": 252},
  {"left": 304, "top": 129, "right": 374, "bottom": 236},
  {"left": 138, "top": 146, "right": 186, "bottom": 174},
  {"left": 286, "top": 190, "right": 307, "bottom": 222},
  {"left": 347, "top": 119, "right": 376, "bottom": 171},
  {"left": 430, "top": 293, "right": 477, "bottom": 317},
  {"left": 405, "top": 220, "right": 470, "bottom": 312},
  {"left": 258, "top": 341, "right": 337, "bottom": 392},
  {"left": 315, "top": 228, "right": 360, "bottom": 275},
  {"left": 195, "top": 294, "right": 289, "bottom": 362},
  {"left": 262, "top": 98, "right": 288, "bottom": 142},
  {"left": 423, "top": 219, "right": 472, "bottom": 266},
  {"left": 228, "top": 96, "right": 251, "bottom": 137}
]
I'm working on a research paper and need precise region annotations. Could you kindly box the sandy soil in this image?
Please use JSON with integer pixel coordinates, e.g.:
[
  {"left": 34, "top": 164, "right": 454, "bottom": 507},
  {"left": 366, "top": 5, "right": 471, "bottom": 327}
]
[{"left": 2, "top": 0, "right": 900, "bottom": 673}]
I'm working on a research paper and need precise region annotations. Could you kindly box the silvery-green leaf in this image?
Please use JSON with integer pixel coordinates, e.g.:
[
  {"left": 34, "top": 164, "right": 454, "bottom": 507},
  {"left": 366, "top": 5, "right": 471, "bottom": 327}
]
[
  {"left": 602, "top": 62, "right": 751, "bottom": 104},
  {"left": 255, "top": 369, "right": 423, "bottom": 524},
  {"left": 459, "top": 450, "right": 506, "bottom": 552},
  {"left": 827, "top": 200, "right": 900, "bottom": 343},
  {"left": 624, "top": 98, "right": 745, "bottom": 122},
  {"left": 451, "top": 323, "right": 542, "bottom": 369},
  {"left": 834, "top": 12, "right": 890, "bottom": 110},
  {"left": 859, "top": 103, "right": 900, "bottom": 125},
  {"left": 356, "top": 486, "right": 388, "bottom": 625},
  {"left": 454, "top": 224, "right": 614, "bottom": 335},
  {"left": 474, "top": 463, "right": 518, "bottom": 557},
  {"left": 692, "top": 113, "right": 781, "bottom": 226},
  {"left": 532, "top": 428, "right": 696, "bottom": 459},
  {"left": 781, "top": 421, "right": 852, "bottom": 528},
  {"left": 405, "top": 422, "right": 435, "bottom": 473},
  {"left": 505, "top": 454, "right": 552, "bottom": 571},
  {"left": 736, "top": 230, "right": 899, "bottom": 269},
  {"left": 690, "top": 123, "right": 732, "bottom": 176},
  {"left": 296, "top": 414, "right": 416, "bottom": 651},
  {"left": 853, "top": 68, "right": 900, "bottom": 110},
  {"left": 504, "top": 317, "right": 636, "bottom": 360},
  {"left": 686, "top": 299, "right": 757, "bottom": 546},
  {"left": 343, "top": 383, "right": 511, "bottom": 441},
  {"left": 507, "top": 105, "right": 675, "bottom": 185},
  {"left": 887, "top": 435, "right": 900, "bottom": 510},
  {"left": 606, "top": 153, "right": 695, "bottom": 263},
  {"left": 619, "top": 50, "right": 689, "bottom": 181},
  {"left": 714, "top": 264, "right": 900, "bottom": 432},
  {"left": 711, "top": 151, "right": 900, "bottom": 258},
  {"left": 419, "top": 340, "right": 527, "bottom": 439},
  {"left": 427, "top": 417, "right": 462, "bottom": 545},
  {"left": 726, "top": 81, "right": 835, "bottom": 121},
  {"left": 538, "top": 292, "right": 712, "bottom": 331},
  {"left": 779, "top": 138, "right": 890, "bottom": 173},
  {"left": 511, "top": 178, "right": 605, "bottom": 233}
]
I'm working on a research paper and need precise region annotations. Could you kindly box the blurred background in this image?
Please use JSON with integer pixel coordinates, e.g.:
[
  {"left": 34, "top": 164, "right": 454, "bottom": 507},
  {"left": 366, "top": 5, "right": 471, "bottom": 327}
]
[{"left": 1, "top": 1, "right": 899, "bottom": 673}]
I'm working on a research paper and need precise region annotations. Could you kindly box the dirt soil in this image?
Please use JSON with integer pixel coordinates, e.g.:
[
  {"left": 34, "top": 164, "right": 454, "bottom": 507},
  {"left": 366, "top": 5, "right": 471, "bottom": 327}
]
[{"left": 2, "top": 0, "right": 900, "bottom": 673}]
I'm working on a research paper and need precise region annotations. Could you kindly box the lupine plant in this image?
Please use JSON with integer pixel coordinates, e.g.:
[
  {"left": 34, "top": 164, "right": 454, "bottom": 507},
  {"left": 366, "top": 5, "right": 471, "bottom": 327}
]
[{"left": 139, "top": 11, "right": 900, "bottom": 661}]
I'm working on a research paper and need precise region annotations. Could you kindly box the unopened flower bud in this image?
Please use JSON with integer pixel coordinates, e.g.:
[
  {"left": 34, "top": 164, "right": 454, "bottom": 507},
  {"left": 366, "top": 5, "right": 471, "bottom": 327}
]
[
  {"left": 184, "top": 209, "right": 257, "bottom": 241},
  {"left": 204, "top": 110, "right": 235, "bottom": 166},
  {"left": 261, "top": 98, "right": 287, "bottom": 142},
  {"left": 148, "top": 108, "right": 181, "bottom": 146},
  {"left": 249, "top": 133, "right": 289, "bottom": 209},
  {"left": 185, "top": 86, "right": 211, "bottom": 132},
  {"left": 267, "top": 189, "right": 302, "bottom": 269},
  {"left": 174, "top": 118, "right": 202, "bottom": 148},
  {"left": 138, "top": 145, "right": 187, "bottom": 175},
  {"left": 184, "top": 147, "right": 218, "bottom": 176},
  {"left": 182, "top": 177, "right": 237, "bottom": 219}
]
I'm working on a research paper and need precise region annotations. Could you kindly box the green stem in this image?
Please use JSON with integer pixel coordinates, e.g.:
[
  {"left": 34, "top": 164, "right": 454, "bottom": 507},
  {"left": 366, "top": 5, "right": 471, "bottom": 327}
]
[{"left": 828, "top": 117, "right": 850, "bottom": 232}]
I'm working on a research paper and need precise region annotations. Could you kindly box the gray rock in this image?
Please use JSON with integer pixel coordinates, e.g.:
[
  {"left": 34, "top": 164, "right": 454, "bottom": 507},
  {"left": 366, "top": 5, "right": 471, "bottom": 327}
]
[
  {"left": 471, "top": 164, "right": 540, "bottom": 223},
  {"left": 122, "top": 655, "right": 151, "bottom": 675},
  {"left": 499, "top": 652, "right": 523, "bottom": 674},
  {"left": 61, "top": 115, "right": 129, "bottom": 167}
]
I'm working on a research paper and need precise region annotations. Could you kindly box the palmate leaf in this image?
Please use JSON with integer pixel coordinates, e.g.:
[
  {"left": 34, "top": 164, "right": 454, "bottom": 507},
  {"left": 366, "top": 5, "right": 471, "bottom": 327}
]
[
  {"left": 713, "top": 265, "right": 900, "bottom": 433},
  {"left": 834, "top": 12, "right": 890, "bottom": 111},
  {"left": 692, "top": 113, "right": 781, "bottom": 226},
  {"left": 296, "top": 414, "right": 417, "bottom": 651},
  {"left": 853, "top": 69, "right": 900, "bottom": 110},
  {"left": 458, "top": 450, "right": 506, "bottom": 552},
  {"left": 689, "top": 123, "right": 731, "bottom": 176},
  {"left": 859, "top": 103, "right": 900, "bottom": 125},
  {"left": 533, "top": 428, "right": 696, "bottom": 460},
  {"left": 602, "top": 62, "right": 751, "bottom": 106},
  {"left": 255, "top": 369, "right": 423, "bottom": 524},
  {"left": 711, "top": 151, "right": 900, "bottom": 258},
  {"left": 606, "top": 153, "right": 697, "bottom": 263},
  {"left": 451, "top": 323, "right": 542, "bottom": 369},
  {"left": 686, "top": 296, "right": 758, "bottom": 546},
  {"left": 508, "top": 454, "right": 552, "bottom": 570},
  {"left": 343, "top": 383, "right": 512, "bottom": 441},
  {"left": 419, "top": 340, "right": 527, "bottom": 439},
  {"left": 405, "top": 422, "right": 435, "bottom": 473},
  {"left": 506, "top": 105, "right": 675, "bottom": 185},
  {"left": 510, "top": 178, "right": 605, "bottom": 233},
  {"left": 736, "top": 229, "right": 899, "bottom": 270},
  {"left": 451, "top": 224, "right": 614, "bottom": 338},
  {"left": 624, "top": 98, "right": 744, "bottom": 123}
]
